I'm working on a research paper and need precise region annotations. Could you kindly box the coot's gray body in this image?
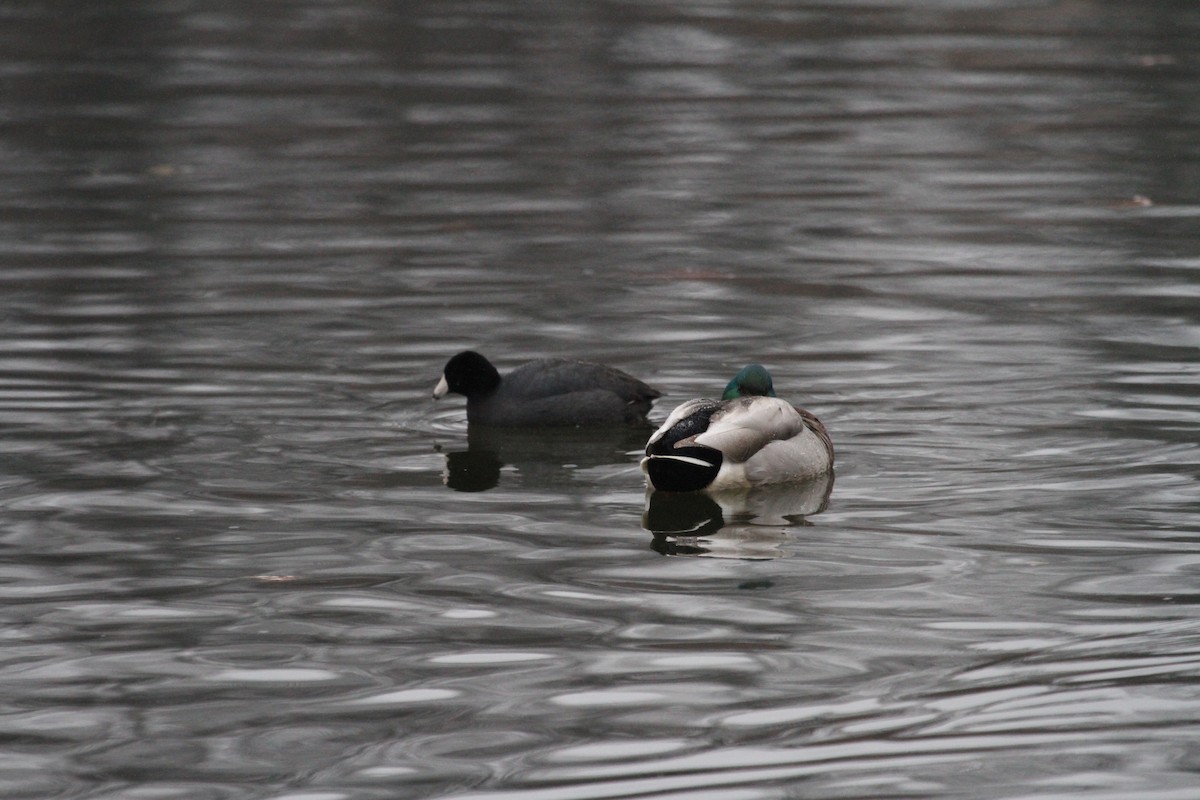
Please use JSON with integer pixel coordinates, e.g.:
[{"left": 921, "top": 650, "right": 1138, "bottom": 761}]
[{"left": 433, "top": 351, "right": 660, "bottom": 427}]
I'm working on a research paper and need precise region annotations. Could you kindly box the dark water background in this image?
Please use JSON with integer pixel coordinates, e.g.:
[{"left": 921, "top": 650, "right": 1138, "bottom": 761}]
[{"left": 3, "top": 2, "right": 1200, "bottom": 798}]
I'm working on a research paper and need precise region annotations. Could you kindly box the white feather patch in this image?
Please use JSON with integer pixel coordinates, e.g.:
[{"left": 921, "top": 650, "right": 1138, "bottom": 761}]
[{"left": 647, "top": 454, "right": 714, "bottom": 468}]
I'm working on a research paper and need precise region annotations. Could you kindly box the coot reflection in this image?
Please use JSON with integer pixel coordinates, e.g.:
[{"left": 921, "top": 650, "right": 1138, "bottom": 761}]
[{"left": 441, "top": 424, "right": 649, "bottom": 491}]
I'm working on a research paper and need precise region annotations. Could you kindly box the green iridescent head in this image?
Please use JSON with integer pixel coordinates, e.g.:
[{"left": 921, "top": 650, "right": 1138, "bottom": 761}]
[{"left": 722, "top": 364, "right": 776, "bottom": 400}]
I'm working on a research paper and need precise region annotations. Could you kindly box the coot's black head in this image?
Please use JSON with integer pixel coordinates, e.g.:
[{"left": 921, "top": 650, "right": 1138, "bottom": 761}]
[{"left": 433, "top": 351, "right": 502, "bottom": 399}]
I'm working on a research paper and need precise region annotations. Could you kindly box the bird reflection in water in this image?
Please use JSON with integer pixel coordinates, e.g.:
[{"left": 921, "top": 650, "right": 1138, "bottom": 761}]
[
  {"left": 442, "top": 446, "right": 504, "bottom": 492},
  {"left": 440, "top": 424, "right": 650, "bottom": 492},
  {"left": 643, "top": 472, "right": 833, "bottom": 559}
]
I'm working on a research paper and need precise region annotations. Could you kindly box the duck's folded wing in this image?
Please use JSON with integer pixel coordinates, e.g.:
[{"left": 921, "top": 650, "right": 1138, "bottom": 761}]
[
  {"left": 646, "top": 398, "right": 720, "bottom": 447},
  {"left": 798, "top": 407, "right": 834, "bottom": 462},
  {"left": 692, "top": 397, "right": 808, "bottom": 463}
]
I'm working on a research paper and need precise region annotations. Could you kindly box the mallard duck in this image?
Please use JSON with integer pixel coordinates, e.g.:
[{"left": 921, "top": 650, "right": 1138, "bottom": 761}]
[
  {"left": 641, "top": 364, "right": 833, "bottom": 492},
  {"left": 433, "top": 350, "right": 661, "bottom": 427}
]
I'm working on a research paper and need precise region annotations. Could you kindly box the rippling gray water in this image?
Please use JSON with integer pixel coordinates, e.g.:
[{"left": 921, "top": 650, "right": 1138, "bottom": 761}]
[{"left": 3, "top": 2, "right": 1200, "bottom": 798}]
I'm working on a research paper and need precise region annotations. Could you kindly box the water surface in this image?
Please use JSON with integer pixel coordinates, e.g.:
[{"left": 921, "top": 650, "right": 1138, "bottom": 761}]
[{"left": 2, "top": 2, "right": 1200, "bottom": 798}]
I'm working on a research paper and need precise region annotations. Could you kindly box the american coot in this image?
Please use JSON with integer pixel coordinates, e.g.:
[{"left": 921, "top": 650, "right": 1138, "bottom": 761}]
[
  {"left": 433, "top": 350, "right": 661, "bottom": 427},
  {"left": 641, "top": 364, "right": 834, "bottom": 492}
]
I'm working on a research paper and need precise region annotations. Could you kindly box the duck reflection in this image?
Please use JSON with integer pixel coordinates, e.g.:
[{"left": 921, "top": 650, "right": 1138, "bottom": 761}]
[
  {"left": 441, "top": 424, "right": 649, "bottom": 492},
  {"left": 644, "top": 472, "right": 833, "bottom": 559}
]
